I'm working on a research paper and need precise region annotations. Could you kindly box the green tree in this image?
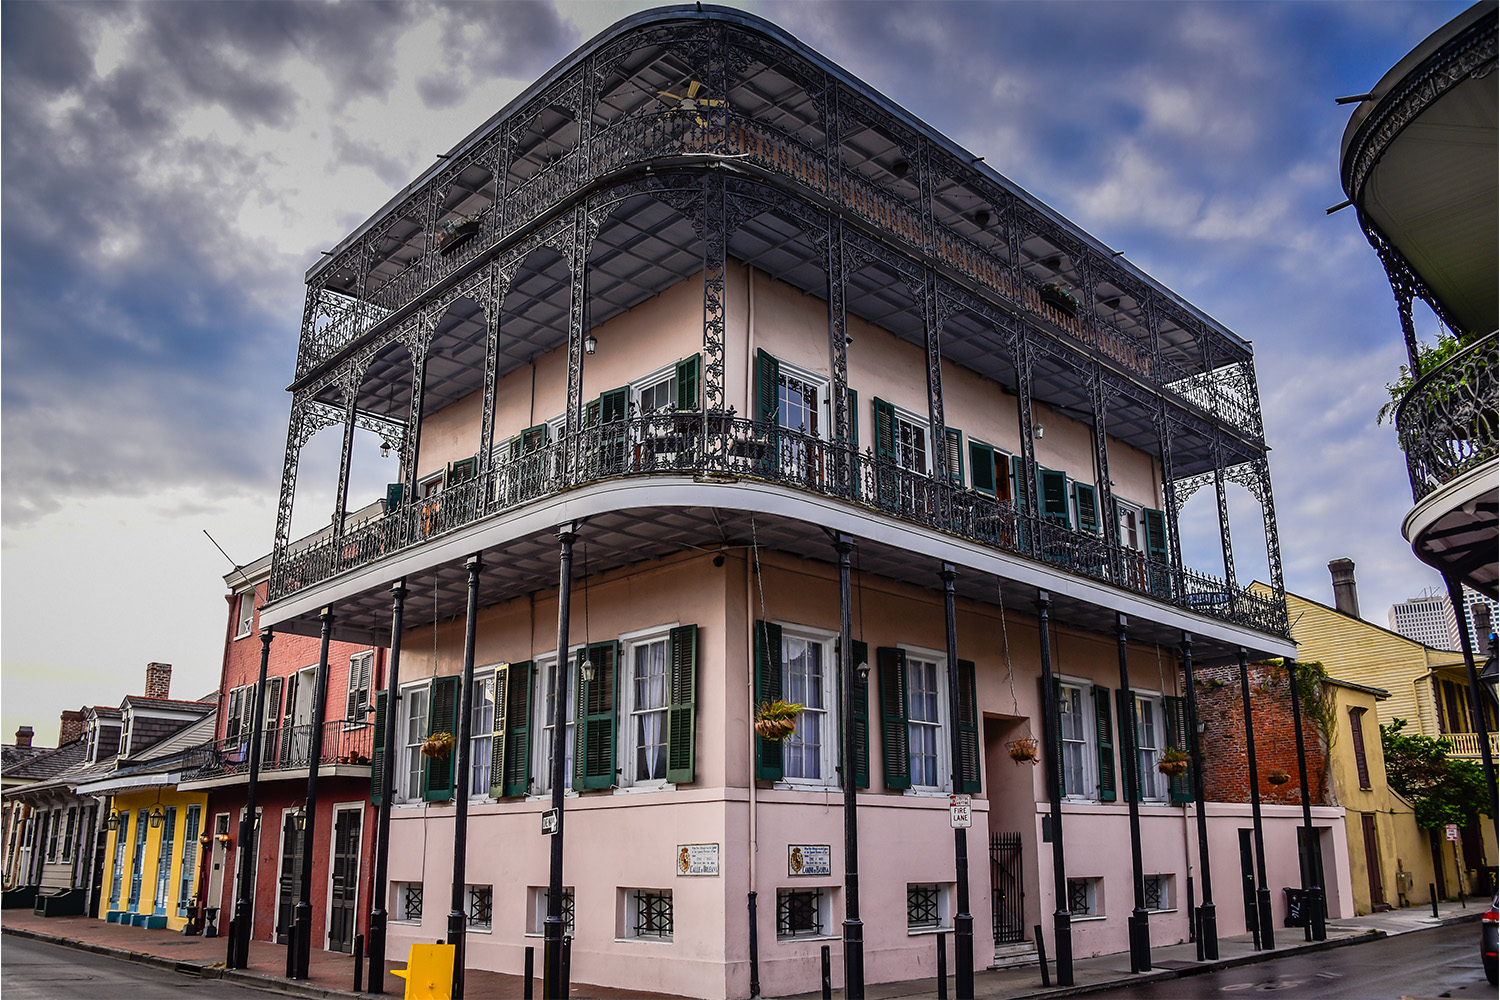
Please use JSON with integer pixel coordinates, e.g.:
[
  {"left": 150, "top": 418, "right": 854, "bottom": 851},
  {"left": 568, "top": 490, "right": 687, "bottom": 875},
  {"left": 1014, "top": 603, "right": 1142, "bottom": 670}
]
[{"left": 1380, "top": 718, "right": 1492, "bottom": 829}]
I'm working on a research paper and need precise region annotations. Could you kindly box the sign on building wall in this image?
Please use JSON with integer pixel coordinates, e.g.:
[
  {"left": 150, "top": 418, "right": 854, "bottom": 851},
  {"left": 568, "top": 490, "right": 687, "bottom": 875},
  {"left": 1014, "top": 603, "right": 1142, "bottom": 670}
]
[
  {"left": 787, "top": 844, "right": 831, "bottom": 877},
  {"left": 676, "top": 843, "right": 719, "bottom": 876}
]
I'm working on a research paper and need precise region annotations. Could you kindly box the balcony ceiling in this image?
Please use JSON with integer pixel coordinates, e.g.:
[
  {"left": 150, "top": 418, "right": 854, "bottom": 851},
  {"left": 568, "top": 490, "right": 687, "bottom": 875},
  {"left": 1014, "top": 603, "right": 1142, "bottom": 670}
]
[{"left": 1404, "top": 462, "right": 1498, "bottom": 599}]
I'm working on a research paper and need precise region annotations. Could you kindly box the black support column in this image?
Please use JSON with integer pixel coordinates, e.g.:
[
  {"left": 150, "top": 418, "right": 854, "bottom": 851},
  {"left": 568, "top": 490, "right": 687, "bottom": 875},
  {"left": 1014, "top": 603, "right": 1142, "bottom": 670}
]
[
  {"left": 448, "top": 556, "right": 483, "bottom": 998},
  {"left": 231, "top": 627, "right": 274, "bottom": 969},
  {"left": 291, "top": 606, "right": 334, "bottom": 980},
  {"left": 1287, "top": 659, "right": 1326, "bottom": 941},
  {"left": 543, "top": 525, "right": 578, "bottom": 1000},
  {"left": 368, "top": 580, "right": 407, "bottom": 994},
  {"left": 940, "top": 564, "right": 974, "bottom": 998},
  {"left": 1180, "top": 632, "right": 1217, "bottom": 960},
  {"left": 1237, "top": 648, "right": 1274, "bottom": 949},
  {"left": 1035, "top": 591, "right": 1072, "bottom": 986},
  {"left": 1446, "top": 575, "right": 1497, "bottom": 842},
  {"left": 836, "top": 533, "right": 864, "bottom": 999},
  {"left": 1114, "top": 614, "right": 1150, "bottom": 972}
]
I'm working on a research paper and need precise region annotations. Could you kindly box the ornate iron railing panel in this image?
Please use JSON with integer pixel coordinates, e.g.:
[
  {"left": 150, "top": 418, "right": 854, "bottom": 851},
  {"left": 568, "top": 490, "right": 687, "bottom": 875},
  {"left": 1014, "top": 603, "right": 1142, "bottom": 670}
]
[
  {"left": 190, "top": 721, "right": 374, "bottom": 781},
  {"left": 269, "top": 414, "right": 1287, "bottom": 637},
  {"left": 1395, "top": 331, "right": 1498, "bottom": 503}
]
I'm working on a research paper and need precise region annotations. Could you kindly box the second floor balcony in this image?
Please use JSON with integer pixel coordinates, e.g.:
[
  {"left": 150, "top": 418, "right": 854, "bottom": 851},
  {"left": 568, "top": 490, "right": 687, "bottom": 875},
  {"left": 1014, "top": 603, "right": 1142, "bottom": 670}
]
[
  {"left": 270, "top": 412, "right": 1287, "bottom": 638},
  {"left": 180, "top": 720, "right": 373, "bottom": 790}
]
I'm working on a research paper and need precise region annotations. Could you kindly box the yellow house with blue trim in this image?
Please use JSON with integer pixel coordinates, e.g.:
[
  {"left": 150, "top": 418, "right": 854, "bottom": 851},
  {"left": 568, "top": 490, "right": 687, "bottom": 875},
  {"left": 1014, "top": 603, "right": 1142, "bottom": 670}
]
[{"left": 79, "top": 710, "right": 216, "bottom": 931}]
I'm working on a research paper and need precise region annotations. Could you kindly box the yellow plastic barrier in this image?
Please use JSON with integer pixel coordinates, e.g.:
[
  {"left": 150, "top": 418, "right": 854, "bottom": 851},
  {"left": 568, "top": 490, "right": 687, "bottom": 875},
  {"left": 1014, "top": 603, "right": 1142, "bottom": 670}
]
[{"left": 390, "top": 943, "right": 455, "bottom": 1000}]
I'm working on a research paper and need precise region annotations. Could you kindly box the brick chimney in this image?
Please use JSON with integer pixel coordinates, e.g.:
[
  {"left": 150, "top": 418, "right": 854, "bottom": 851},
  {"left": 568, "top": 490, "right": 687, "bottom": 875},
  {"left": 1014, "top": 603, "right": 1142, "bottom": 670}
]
[
  {"left": 145, "top": 662, "right": 172, "bottom": 700},
  {"left": 58, "top": 710, "right": 85, "bottom": 746},
  {"left": 1328, "top": 558, "right": 1360, "bottom": 618},
  {"left": 14, "top": 726, "right": 33, "bottom": 748}
]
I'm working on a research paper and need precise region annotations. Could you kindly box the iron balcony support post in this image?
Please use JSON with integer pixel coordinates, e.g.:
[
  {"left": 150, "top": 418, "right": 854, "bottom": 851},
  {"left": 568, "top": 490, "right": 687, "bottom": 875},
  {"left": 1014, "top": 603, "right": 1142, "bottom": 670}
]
[
  {"left": 292, "top": 607, "right": 335, "bottom": 980},
  {"left": 940, "top": 563, "right": 974, "bottom": 999},
  {"left": 1287, "top": 659, "right": 1325, "bottom": 941},
  {"left": 1180, "top": 632, "right": 1217, "bottom": 960},
  {"left": 368, "top": 580, "right": 407, "bottom": 995},
  {"left": 1035, "top": 590, "right": 1072, "bottom": 987},
  {"left": 448, "top": 556, "right": 484, "bottom": 999},
  {"left": 543, "top": 525, "right": 578, "bottom": 1000},
  {"left": 836, "top": 533, "right": 865, "bottom": 999},
  {"left": 1237, "top": 648, "right": 1274, "bottom": 949},
  {"left": 232, "top": 628, "right": 274, "bottom": 970},
  {"left": 1446, "top": 574, "right": 1498, "bottom": 845},
  {"left": 1114, "top": 614, "right": 1150, "bottom": 973}
]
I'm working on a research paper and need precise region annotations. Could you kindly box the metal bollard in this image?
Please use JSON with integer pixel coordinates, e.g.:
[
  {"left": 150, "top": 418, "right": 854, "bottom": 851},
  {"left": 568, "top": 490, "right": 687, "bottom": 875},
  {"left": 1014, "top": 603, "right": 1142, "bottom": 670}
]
[
  {"left": 1431, "top": 884, "right": 1439, "bottom": 918},
  {"left": 820, "top": 944, "right": 831, "bottom": 1000},
  {"left": 354, "top": 933, "right": 364, "bottom": 993},
  {"left": 524, "top": 945, "right": 534, "bottom": 1000},
  {"left": 224, "top": 920, "right": 236, "bottom": 966},
  {"left": 937, "top": 931, "right": 948, "bottom": 999},
  {"left": 562, "top": 934, "right": 572, "bottom": 996},
  {"left": 1034, "top": 924, "right": 1050, "bottom": 989}
]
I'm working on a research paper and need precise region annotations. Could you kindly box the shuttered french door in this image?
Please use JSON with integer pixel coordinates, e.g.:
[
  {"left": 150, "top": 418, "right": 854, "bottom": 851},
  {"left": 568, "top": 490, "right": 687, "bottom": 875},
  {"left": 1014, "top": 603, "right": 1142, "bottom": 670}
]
[
  {"left": 275, "top": 812, "right": 303, "bottom": 945},
  {"left": 326, "top": 809, "right": 362, "bottom": 953}
]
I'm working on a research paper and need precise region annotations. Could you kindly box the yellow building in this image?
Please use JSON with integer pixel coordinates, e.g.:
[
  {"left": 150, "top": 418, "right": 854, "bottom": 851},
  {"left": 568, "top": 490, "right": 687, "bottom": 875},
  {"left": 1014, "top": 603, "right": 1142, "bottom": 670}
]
[
  {"left": 78, "top": 713, "right": 216, "bottom": 931},
  {"left": 1253, "top": 575, "right": 1497, "bottom": 901}
]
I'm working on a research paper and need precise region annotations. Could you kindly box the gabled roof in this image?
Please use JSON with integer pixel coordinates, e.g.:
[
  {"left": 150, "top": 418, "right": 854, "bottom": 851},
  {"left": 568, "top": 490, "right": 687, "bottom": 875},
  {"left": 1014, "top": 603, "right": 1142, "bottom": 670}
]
[
  {"left": 2, "top": 744, "right": 50, "bottom": 771},
  {"left": 120, "top": 696, "right": 216, "bottom": 715},
  {"left": 1, "top": 738, "right": 87, "bottom": 782},
  {"left": 127, "top": 711, "right": 218, "bottom": 764}
]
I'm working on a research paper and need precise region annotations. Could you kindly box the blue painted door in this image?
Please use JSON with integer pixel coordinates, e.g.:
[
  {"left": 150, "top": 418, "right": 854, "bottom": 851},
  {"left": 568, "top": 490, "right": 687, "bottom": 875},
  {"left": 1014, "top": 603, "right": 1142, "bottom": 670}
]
[{"left": 126, "top": 809, "right": 148, "bottom": 911}]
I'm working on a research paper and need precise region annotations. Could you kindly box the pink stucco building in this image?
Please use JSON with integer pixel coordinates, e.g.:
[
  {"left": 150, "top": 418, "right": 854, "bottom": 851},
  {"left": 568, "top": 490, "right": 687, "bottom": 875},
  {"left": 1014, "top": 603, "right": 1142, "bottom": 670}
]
[{"left": 253, "top": 7, "right": 1345, "bottom": 997}]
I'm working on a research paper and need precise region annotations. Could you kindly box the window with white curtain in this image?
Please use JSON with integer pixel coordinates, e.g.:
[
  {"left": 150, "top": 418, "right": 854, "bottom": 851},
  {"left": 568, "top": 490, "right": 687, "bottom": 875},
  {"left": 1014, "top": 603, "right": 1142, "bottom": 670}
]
[
  {"left": 624, "top": 634, "right": 670, "bottom": 785},
  {"left": 470, "top": 675, "right": 496, "bottom": 797},
  {"left": 781, "top": 630, "right": 836, "bottom": 785}
]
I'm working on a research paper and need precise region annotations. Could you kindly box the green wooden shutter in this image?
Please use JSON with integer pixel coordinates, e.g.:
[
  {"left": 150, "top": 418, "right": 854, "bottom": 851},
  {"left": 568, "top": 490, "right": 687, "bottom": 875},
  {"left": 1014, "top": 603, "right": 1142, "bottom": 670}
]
[
  {"left": 755, "top": 350, "right": 779, "bottom": 425},
  {"left": 508, "top": 435, "right": 523, "bottom": 460},
  {"left": 1164, "top": 694, "right": 1192, "bottom": 803},
  {"left": 1093, "top": 684, "right": 1116, "bottom": 802},
  {"left": 956, "top": 659, "right": 981, "bottom": 794},
  {"left": 873, "top": 398, "right": 897, "bottom": 507},
  {"left": 846, "top": 388, "right": 861, "bottom": 501},
  {"left": 667, "top": 625, "right": 698, "bottom": 784},
  {"left": 1117, "top": 688, "right": 1142, "bottom": 802},
  {"left": 584, "top": 400, "right": 600, "bottom": 427},
  {"left": 499, "top": 661, "right": 533, "bottom": 798},
  {"left": 753, "top": 621, "right": 783, "bottom": 782},
  {"left": 969, "top": 442, "right": 996, "bottom": 495},
  {"left": 1011, "top": 455, "right": 1029, "bottom": 512},
  {"left": 877, "top": 647, "right": 911, "bottom": 790},
  {"left": 675, "top": 355, "right": 701, "bottom": 411},
  {"left": 574, "top": 642, "right": 618, "bottom": 790},
  {"left": 385, "top": 483, "right": 404, "bottom": 512},
  {"left": 600, "top": 389, "right": 628, "bottom": 423},
  {"left": 370, "top": 691, "right": 388, "bottom": 805},
  {"left": 488, "top": 663, "right": 509, "bottom": 798},
  {"left": 945, "top": 427, "right": 964, "bottom": 485},
  {"left": 1144, "top": 508, "right": 1168, "bottom": 559},
  {"left": 836, "top": 640, "right": 871, "bottom": 790},
  {"left": 1040, "top": 469, "right": 1070, "bottom": 525},
  {"left": 1074, "top": 483, "right": 1099, "bottom": 534},
  {"left": 422, "top": 675, "right": 460, "bottom": 802},
  {"left": 1045, "top": 678, "right": 1067, "bottom": 797}
]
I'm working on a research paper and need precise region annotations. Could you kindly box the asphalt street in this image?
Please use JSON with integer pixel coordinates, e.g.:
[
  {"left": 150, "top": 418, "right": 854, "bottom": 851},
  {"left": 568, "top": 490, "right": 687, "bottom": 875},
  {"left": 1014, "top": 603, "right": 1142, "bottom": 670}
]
[
  {"left": 0, "top": 935, "right": 284, "bottom": 999},
  {"left": 1094, "top": 921, "right": 1489, "bottom": 999}
]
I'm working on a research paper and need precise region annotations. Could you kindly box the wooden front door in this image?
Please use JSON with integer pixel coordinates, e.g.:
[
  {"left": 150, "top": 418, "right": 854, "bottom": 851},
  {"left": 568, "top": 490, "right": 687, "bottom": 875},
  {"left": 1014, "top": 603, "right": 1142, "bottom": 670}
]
[
  {"left": 275, "top": 812, "right": 303, "bottom": 945},
  {"left": 1361, "top": 813, "right": 1387, "bottom": 910},
  {"left": 326, "top": 808, "right": 362, "bottom": 953}
]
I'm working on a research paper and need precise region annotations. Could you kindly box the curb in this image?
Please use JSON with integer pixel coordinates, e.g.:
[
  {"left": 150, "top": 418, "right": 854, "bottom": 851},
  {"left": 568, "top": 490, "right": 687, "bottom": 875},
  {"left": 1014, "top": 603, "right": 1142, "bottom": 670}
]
[{"left": 1, "top": 924, "right": 363, "bottom": 1000}]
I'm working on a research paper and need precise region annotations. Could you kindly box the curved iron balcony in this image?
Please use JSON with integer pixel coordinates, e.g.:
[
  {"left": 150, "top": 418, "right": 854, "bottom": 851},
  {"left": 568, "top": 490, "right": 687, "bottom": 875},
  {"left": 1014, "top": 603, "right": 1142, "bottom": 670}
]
[
  {"left": 1395, "top": 330, "right": 1498, "bottom": 503},
  {"left": 270, "top": 414, "right": 1286, "bottom": 638}
]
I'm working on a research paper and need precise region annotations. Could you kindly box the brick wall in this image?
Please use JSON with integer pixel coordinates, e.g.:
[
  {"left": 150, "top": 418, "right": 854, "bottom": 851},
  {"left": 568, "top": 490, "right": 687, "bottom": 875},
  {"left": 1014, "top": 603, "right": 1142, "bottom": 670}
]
[{"left": 1195, "top": 661, "right": 1331, "bottom": 807}]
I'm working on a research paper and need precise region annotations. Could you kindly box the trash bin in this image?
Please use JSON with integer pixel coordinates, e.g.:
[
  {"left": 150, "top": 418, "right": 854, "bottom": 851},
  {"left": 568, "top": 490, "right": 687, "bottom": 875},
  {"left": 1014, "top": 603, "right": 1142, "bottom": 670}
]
[{"left": 1282, "top": 887, "right": 1308, "bottom": 927}]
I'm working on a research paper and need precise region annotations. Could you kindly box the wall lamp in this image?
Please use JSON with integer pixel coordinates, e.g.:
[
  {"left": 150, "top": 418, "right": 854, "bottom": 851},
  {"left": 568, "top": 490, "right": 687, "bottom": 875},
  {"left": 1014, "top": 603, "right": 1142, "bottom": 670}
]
[{"left": 584, "top": 334, "right": 598, "bottom": 355}]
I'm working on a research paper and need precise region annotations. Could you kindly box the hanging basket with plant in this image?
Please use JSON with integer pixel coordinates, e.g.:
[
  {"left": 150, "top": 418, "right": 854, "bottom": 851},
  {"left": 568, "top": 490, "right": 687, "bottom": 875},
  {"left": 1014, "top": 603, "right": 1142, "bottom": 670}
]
[
  {"left": 1157, "top": 747, "right": 1190, "bottom": 777},
  {"left": 1038, "top": 282, "right": 1080, "bottom": 319},
  {"left": 421, "top": 732, "right": 456, "bottom": 759},
  {"left": 754, "top": 700, "right": 803, "bottom": 741},
  {"left": 1266, "top": 769, "right": 1292, "bottom": 787},
  {"left": 1007, "top": 737, "right": 1040, "bottom": 764}
]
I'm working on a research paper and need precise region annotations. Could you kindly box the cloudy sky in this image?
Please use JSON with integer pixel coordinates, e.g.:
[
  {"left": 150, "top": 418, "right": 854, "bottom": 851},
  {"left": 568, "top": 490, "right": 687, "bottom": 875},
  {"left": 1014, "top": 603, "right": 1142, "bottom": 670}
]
[{"left": 1, "top": 0, "right": 1471, "bottom": 746}]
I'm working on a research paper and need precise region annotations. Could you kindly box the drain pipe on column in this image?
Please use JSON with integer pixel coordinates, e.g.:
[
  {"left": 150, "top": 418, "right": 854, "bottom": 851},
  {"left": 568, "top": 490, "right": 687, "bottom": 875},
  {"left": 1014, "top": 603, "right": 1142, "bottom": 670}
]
[{"left": 746, "top": 556, "right": 761, "bottom": 997}]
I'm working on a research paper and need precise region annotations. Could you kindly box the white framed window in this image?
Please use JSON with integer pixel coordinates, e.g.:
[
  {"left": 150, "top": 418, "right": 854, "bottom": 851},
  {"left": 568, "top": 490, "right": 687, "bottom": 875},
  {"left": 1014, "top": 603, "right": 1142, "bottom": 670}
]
[
  {"left": 892, "top": 407, "right": 929, "bottom": 475},
  {"left": 346, "top": 651, "right": 374, "bottom": 723},
  {"left": 776, "top": 363, "right": 829, "bottom": 439},
  {"left": 46, "top": 809, "right": 62, "bottom": 861},
  {"left": 61, "top": 808, "right": 76, "bottom": 862},
  {"left": 1067, "top": 877, "right": 1102, "bottom": 917},
  {"left": 776, "top": 886, "right": 833, "bottom": 940},
  {"left": 623, "top": 888, "right": 673, "bottom": 940},
  {"left": 1134, "top": 693, "right": 1167, "bottom": 802},
  {"left": 904, "top": 648, "right": 950, "bottom": 790},
  {"left": 1117, "top": 503, "right": 1142, "bottom": 551},
  {"left": 622, "top": 630, "right": 671, "bottom": 786},
  {"left": 466, "top": 884, "right": 493, "bottom": 930},
  {"left": 1057, "top": 681, "right": 1094, "bottom": 800},
  {"left": 530, "top": 886, "right": 575, "bottom": 935},
  {"left": 634, "top": 366, "right": 679, "bottom": 415},
  {"left": 469, "top": 674, "right": 496, "bottom": 798},
  {"left": 1143, "top": 873, "right": 1174, "bottom": 912},
  {"left": 235, "top": 590, "right": 257, "bottom": 638},
  {"left": 535, "top": 654, "right": 575, "bottom": 794},
  {"left": 398, "top": 682, "right": 430, "bottom": 803},
  {"left": 418, "top": 471, "right": 443, "bottom": 499},
  {"left": 906, "top": 882, "right": 951, "bottom": 932},
  {"left": 779, "top": 627, "right": 838, "bottom": 786},
  {"left": 392, "top": 881, "right": 423, "bottom": 923}
]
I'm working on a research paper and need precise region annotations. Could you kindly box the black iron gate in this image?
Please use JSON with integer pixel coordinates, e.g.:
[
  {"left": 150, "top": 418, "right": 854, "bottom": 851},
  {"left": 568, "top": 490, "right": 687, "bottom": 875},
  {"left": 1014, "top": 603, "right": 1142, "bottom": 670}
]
[{"left": 990, "top": 832, "right": 1024, "bottom": 945}]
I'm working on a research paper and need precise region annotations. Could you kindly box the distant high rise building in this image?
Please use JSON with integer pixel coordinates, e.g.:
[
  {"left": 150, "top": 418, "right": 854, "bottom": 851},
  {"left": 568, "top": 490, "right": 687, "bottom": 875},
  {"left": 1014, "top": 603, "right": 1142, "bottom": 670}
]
[{"left": 1387, "top": 587, "right": 1498, "bottom": 652}]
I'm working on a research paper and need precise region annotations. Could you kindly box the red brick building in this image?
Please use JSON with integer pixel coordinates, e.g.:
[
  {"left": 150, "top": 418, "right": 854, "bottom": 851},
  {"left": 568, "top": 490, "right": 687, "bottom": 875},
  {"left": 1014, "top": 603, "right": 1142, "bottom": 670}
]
[{"left": 1194, "top": 661, "right": 1331, "bottom": 809}]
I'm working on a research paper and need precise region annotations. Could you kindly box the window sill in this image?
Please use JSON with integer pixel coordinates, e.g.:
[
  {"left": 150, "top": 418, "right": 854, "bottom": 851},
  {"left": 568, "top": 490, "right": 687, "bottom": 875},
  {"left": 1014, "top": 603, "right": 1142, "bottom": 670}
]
[
  {"left": 1070, "top": 914, "right": 1106, "bottom": 923},
  {"left": 1146, "top": 907, "right": 1177, "bottom": 914},
  {"left": 907, "top": 925, "right": 952, "bottom": 937},
  {"left": 777, "top": 934, "right": 840, "bottom": 944},
  {"left": 466, "top": 926, "right": 493, "bottom": 935},
  {"left": 615, "top": 936, "right": 674, "bottom": 944},
  {"left": 613, "top": 783, "right": 675, "bottom": 795},
  {"left": 905, "top": 788, "right": 953, "bottom": 798}
]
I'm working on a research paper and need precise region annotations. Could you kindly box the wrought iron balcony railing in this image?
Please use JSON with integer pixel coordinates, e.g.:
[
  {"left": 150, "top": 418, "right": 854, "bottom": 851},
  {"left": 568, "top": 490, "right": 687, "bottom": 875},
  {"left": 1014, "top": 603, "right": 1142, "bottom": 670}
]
[
  {"left": 270, "top": 413, "right": 1286, "bottom": 637},
  {"left": 188, "top": 720, "right": 373, "bottom": 782},
  {"left": 1395, "top": 330, "right": 1498, "bottom": 504}
]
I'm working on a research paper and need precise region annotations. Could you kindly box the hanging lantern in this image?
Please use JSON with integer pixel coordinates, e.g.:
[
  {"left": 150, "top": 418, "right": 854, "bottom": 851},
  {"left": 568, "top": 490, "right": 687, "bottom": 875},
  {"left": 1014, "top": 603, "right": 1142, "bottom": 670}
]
[
  {"left": 149, "top": 806, "right": 165, "bottom": 829},
  {"left": 105, "top": 811, "right": 121, "bottom": 832}
]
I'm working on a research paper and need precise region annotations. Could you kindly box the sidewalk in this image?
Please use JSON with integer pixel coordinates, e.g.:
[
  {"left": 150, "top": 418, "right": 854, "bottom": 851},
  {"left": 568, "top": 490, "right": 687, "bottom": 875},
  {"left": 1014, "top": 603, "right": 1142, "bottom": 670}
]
[{"left": 0, "top": 900, "right": 1483, "bottom": 1000}]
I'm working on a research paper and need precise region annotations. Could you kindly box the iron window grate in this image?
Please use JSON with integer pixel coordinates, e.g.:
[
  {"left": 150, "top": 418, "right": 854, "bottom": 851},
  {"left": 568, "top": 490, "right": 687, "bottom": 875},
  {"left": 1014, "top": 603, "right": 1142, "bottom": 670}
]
[
  {"left": 402, "top": 884, "right": 424, "bottom": 922},
  {"left": 907, "top": 883, "right": 941, "bottom": 930},
  {"left": 542, "top": 887, "right": 575, "bottom": 935},
  {"left": 777, "top": 887, "right": 824, "bottom": 938},
  {"left": 1143, "top": 874, "right": 1163, "bottom": 911},
  {"left": 467, "top": 885, "right": 493, "bottom": 928},
  {"left": 633, "top": 889, "right": 672, "bottom": 938}
]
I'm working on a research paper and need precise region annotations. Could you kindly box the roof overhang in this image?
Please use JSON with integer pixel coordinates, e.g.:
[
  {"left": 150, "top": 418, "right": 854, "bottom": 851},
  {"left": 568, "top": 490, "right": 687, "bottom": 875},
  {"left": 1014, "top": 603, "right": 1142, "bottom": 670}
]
[{"left": 1402, "top": 458, "right": 1498, "bottom": 598}]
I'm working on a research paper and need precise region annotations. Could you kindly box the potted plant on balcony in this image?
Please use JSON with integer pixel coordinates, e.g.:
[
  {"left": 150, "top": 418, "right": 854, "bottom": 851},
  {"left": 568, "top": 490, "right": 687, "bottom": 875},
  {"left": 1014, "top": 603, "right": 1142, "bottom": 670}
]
[
  {"left": 754, "top": 700, "right": 803, "bottom": 741},
  {"left": 1157, "top": 746, "right": 1190, "bottom": 777},
  {"left": 421, "top": 731, "right": 456, "bottom": 759},
  {"left": 1038, "top": 282, "right": 1080, "bottom": 319},
  {"left": 1377, "top": 331, "right": 1493, "bottom": 432}
]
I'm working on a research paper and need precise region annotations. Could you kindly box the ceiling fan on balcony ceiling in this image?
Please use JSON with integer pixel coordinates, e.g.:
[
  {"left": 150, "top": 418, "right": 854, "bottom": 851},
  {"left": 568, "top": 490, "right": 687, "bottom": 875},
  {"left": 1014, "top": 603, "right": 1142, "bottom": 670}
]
[{"left": 657, "top": 80, "right": 726, "bottom": 128}]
